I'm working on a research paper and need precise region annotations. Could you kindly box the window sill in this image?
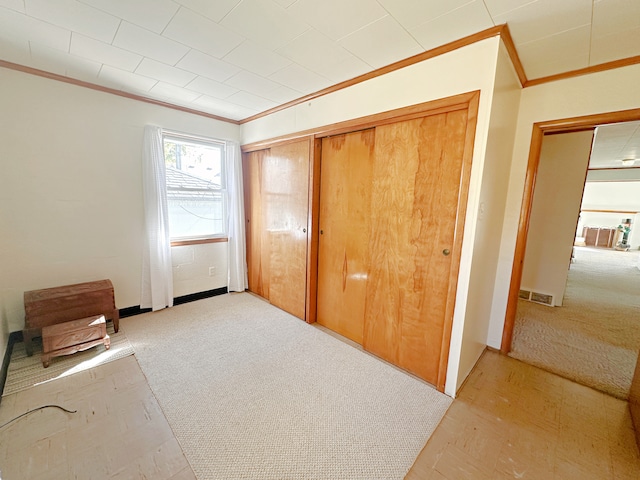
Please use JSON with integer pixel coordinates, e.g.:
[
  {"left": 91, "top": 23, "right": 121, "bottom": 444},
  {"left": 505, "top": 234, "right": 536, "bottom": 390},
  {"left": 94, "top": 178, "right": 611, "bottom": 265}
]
[{"left": 170, "top": 237, "right": 228, "bottom": 247}]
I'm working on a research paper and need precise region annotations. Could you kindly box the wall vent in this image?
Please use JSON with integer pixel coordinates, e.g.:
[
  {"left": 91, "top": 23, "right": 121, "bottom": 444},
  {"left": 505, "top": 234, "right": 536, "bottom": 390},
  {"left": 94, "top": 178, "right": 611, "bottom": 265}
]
[
  {"left": 530, "top": 292, "right": 554, "bottom": 306},
  {"left": 519, "top": 289, "right": 554, "bottom": 306}
]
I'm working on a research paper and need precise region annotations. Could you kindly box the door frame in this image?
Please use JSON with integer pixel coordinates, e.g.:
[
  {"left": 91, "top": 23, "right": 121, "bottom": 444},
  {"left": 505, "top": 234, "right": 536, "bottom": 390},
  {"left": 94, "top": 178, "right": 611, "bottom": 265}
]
[{"left": 500, "top": 107, "right": 640, "bottom": 353}]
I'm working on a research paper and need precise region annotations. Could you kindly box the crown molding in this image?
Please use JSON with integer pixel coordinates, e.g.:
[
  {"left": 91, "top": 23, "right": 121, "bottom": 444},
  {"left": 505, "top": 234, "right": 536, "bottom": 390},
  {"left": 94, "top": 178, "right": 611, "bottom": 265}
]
[
  {"left": 498, "top": 24, "right": 528, "bottom": 87},
  {"left": 4, "top": 26, "right": 639, "bottom": 124},
  {"left": 525, "top": 55, "right": 640, "bottom": 88},
  {"left": 240, "top": 25, "right": 511, "bottom": 124},
  {"left": 0, "top": 60, "right": 240, "bottom": 125}
]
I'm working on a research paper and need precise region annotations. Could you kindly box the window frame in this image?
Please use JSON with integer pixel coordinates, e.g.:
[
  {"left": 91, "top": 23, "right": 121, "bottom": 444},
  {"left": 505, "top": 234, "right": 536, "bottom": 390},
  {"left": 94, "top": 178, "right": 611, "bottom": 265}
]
[{"left": 162, "top": 130, "right": 229, "bottom": 246}]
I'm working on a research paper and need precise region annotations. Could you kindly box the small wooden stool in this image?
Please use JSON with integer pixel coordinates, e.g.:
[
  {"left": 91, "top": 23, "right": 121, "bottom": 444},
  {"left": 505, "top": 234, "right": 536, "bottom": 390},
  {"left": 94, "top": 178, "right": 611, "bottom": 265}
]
[{"left": 41, "top": 315, "right": 110, "bottom": 368}]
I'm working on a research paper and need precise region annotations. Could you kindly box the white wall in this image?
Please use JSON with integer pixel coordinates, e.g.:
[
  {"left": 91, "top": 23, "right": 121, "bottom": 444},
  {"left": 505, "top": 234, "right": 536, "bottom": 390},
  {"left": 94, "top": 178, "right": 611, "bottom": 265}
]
[
  {"left": 582, "top": 181, "right": 640, "bottom": 212},
  {"left": 243, "top": 37, "right": 502, "bottom": 396},
  {"left": 172, "top": 243, "right": 228, "bottom": 297},
  {"left": 489, "top": 63, "right": 640, "bottom": 348},
  {"left": 0, "top": 68, "right": 240, "bottom": 339},
  {"left": 520, "top": 131, "right": 593, "bottom": 306},
  {"left": 454, "top": 41, "right": 521, "bottom": 390}
]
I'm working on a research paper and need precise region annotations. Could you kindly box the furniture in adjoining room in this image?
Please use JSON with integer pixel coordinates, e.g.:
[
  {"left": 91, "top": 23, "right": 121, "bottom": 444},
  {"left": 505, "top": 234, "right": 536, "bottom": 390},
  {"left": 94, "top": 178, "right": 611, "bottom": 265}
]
[
  {"left": 23, "top": 279, "right": 119, "bottom": 356},
  {"left": 582, "top": 226, "right": 616, "bottom": 248}
]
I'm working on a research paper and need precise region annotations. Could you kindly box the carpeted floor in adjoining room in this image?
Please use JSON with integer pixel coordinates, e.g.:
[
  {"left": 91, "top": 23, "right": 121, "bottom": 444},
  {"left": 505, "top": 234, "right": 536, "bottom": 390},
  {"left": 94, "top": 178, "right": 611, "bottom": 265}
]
[
  {"left": 120, "top": 292, "right": 452, "bottom": 480},
  {"left": 510, "top": 246, "right": 640, "bottom": 399}
]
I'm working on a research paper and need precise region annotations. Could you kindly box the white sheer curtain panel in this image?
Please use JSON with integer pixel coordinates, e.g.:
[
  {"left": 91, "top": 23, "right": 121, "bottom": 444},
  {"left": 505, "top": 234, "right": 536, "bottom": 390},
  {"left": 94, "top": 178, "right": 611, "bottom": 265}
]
[
  {"left": 141, "top": 125, "right": 174, "bottom": 310},
  {"left": 226, "top": 141, "right": 248, "bottom": 292}
]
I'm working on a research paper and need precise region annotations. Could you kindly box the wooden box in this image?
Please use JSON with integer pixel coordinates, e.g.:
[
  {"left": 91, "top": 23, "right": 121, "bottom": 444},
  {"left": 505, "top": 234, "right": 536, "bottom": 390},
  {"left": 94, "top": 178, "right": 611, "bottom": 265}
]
[
  {"left": 41, "top": 315, "right": 110, "bottom": 368},
  {"left": 24, "top": 279, "right": 118, "bottom": 356}
]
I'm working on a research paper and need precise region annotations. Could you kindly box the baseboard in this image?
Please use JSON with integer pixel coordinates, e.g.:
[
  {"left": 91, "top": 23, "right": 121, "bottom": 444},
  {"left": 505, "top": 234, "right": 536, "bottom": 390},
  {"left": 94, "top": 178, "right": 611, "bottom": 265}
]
[
  {"left": 0, "top": 331, "right": 23, "bottom": 403},
  {"left": 119, "top": 305, "right": 152, "bottom": 318},
  {"left": 174, "top": 287, "right": 228, "bottom": 305},
  {"left": 119, "top": 287, "right": 229, "bottom": 318}
]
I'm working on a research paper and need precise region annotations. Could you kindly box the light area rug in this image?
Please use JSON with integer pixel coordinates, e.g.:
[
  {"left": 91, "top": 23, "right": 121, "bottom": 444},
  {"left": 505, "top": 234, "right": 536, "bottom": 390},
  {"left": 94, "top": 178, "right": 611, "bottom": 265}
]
[
  {"left": 510, "top": 247, "right": 640, "bottom": 399},
  {"left": 3, "top": 322, "right": 134, "bottom": 396},
  {"left": 121, "top": 292, "right": 452, "bottom": 480}
]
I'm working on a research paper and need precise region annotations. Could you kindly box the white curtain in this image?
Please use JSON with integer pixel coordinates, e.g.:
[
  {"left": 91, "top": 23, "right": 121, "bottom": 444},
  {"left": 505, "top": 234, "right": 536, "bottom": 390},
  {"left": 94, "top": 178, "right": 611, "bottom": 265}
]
[
  {"left": 226, "top": 141, "right": 248, "bottom": 292},
  {"left": 141, "top": 125, "right": 174, "bottom": 310}
]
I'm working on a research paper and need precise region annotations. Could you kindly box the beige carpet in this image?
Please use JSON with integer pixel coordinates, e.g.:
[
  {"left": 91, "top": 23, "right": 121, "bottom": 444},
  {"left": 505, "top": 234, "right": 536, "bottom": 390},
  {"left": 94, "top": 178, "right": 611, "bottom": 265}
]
[
  {"left": 121, "top": 292, "right": 451, "bottom": 480},
  {"left": 3, "top": 322, "right": 134, "bottom": 396},
  {"left": 510, "top": 246, "right": 640, "bottom": 399}
]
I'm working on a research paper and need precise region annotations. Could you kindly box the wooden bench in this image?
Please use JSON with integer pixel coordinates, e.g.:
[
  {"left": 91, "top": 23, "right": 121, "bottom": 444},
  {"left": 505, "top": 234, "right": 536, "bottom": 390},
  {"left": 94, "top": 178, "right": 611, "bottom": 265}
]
[
  {"left": 42, "top": 315, "right": 110, "bottom": 368},
  {"left": 23, "top": 279, "right": 119, "bottom": 356}
]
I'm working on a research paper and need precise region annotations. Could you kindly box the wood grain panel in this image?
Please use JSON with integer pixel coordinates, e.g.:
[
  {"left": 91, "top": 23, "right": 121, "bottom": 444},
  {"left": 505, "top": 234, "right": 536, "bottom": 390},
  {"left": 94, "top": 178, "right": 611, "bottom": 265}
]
[
  {"left": 317, "top": 129, "right": 375, "bottom": 343},
  {"left": 363, "top": 110, "right": 469, "bottom": 385},
  {"left": 265, "top": 140, "right": 310, "bottom": 320},
  {"left": 243, "top": 150, "right": 269, "bottom": 298}
]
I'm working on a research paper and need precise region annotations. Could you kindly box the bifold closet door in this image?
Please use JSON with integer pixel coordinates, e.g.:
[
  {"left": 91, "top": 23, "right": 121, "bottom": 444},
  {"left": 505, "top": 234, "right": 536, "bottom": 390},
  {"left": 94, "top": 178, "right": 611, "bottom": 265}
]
[
  {"left": 266, "top": 141, "right": 310, "bottom": 320},
  {"left": 363, "top": 109, "right": 469, "bottom": 385},
  {"left": 317, "top": 129, "right": 375, "bottom": 343}
]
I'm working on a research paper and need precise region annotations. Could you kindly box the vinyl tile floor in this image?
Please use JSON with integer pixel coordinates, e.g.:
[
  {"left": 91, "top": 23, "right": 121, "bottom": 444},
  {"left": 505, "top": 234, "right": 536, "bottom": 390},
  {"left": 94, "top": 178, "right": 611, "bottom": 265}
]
[
  {"left": 407, "top": 350, "right": 640, "bottom": 479},
  {"left": 1, "top": 347, "right": 639, "bottom": 479},
  {"left": 0, "top": 355, "right": 195, "bottom": 479}
]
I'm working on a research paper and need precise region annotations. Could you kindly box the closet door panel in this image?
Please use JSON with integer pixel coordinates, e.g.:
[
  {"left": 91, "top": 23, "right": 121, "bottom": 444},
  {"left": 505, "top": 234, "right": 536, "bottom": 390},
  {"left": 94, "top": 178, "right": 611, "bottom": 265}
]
[
  {"left": 265, "top": 140, "right": 310, "bottom": 320},
  {"left": 243, "top": 150, "right": 269, "bottom": 298},
  {"left": 317, "top": 129, "right": 375, "bottom": 343},
  {"left": 363, "top": 110, "right": 468, "bottom": 384}
]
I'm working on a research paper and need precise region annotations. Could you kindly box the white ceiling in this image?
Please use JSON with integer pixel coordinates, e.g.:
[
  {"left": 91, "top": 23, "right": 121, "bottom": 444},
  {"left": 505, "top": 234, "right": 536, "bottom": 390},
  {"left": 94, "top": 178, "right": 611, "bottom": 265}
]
[
  {"left": 1, "top": 0, "right": 640, "bottom": 122},
  {"left": 590, "top": 121, "right": 640, "bottom": 169}
]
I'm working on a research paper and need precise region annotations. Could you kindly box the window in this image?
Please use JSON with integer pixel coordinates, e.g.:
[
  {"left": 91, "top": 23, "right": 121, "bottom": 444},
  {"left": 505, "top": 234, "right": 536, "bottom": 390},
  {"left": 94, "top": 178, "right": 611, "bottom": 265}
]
[{"left": 163, "top": 132, "right": 227, "bottom": 241}]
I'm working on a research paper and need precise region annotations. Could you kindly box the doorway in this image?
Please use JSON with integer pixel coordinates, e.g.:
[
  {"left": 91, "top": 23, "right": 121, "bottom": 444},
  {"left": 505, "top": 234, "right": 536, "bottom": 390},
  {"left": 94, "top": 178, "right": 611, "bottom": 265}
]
[{"left": 502, "top": 112, "right": 640, "bottom": 399}]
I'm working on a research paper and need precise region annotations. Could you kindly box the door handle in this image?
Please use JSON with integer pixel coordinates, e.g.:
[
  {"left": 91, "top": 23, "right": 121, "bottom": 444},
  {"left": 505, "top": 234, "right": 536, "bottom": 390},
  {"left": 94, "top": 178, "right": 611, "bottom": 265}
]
[
  {"left": 342, "top": 252, "right": 348, "bottom": 292},
  {"left": 443, "top": 249, "right": 450, "bottom": 256}
]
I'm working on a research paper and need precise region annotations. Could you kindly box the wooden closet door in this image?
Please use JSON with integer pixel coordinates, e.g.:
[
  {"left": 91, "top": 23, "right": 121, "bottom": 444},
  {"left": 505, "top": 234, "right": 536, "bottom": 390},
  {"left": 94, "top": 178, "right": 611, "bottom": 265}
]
[
  {"left": 363, "top": 109, "right": 469, "bottom": 385},
  {"left": 317, "top": 129, "right": 375, "bottom": 343},
  {"left": 265, "top": 140, "right": 310, "bottom": 320},
  {"left": 243, "top": 149, "right": 269, "bottom": 298}
]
